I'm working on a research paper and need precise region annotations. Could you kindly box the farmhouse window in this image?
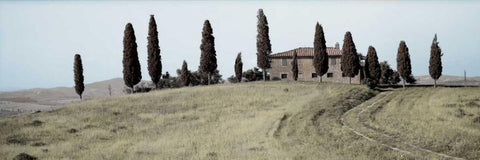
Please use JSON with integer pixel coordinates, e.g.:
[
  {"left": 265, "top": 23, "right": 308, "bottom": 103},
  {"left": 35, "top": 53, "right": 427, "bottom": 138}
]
[
  {"left": 330, "top": 58, "right": 336, "bottom": 65},
  {"left": 281, "top": 74, "right": 288, "bottom": 79},
  {"left": 282, "top": 58, "right": 287, "bottom": 66},
  {"left": 311, "top": 73, "right": 317, "bottom": 78},
  {"left": 327, "top": 73, "right": 333, "bottom": 77}
]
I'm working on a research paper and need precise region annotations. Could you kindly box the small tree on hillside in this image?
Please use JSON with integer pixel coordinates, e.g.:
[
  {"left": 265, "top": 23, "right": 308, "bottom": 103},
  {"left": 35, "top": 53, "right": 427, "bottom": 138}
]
[
  {"left": 122, "top": 23, "right": 142, "bottom": 93},
  {"left": 74, "top": 54, "right": 84, "bottom": 100},
  {"left": 396, "top": 41, "right": 412, "bottom": 88},
  {"left": 256, "top": 9, "right": 272, "bottom": 81},
  {"left": 147, "top": 15, "right": 162, "bottom": 88},
  {"left": 341, "top": 32, "right": 360, "bottom": 84},
  {"left": 291, "top": 51, "right": 299, "bottom": 81},
  {"left": 180, "top": 60, "right": 190, "bottom": 87},
  {"left": 313, "top": 23, "right": 329, "bottom": 82},
  {"left": 365, "top": 46, "right": 381, "bottom": 88},
  {"left": 429, "top": 34, "right": 443, "bottom": 88},
  {"left": 199, "top": 20, "right": 217, "bottom": 85},
  {"left": 235, "top": 52, "right": 243, "bottom": 82}
]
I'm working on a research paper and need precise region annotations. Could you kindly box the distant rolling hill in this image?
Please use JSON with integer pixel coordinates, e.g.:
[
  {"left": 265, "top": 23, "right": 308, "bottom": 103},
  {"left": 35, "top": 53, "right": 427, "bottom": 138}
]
[
  {"left": 0, "top": 78, "right": 126, "bottom": 106},
  {"left": 414, "top": 75, "right": 480, "bottom": 86}
]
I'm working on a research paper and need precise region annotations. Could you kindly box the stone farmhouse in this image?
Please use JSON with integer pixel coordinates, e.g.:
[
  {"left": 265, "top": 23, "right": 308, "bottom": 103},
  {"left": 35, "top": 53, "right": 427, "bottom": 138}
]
[{"left": 268, "top": 43, "right": 361, "bottom": 84}]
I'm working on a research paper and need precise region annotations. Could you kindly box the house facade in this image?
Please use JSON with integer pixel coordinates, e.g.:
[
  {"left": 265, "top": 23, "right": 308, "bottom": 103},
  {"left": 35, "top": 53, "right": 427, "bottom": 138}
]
[{"left": 269, "top": 44, "right": 361, "bottom": 84}]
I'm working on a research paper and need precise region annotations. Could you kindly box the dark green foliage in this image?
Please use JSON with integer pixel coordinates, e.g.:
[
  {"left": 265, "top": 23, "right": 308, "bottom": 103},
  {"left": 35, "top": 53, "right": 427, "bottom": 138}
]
[
  {"left": 429, "top": 34, "right": 443, "bottom": 87},
  {"left": 365, "top": 46, "right": 381, "bottom": 88},
  {"left": 243, "top": 67, "right": 265, "bottom": 81},
  {"left": 74, "top": 54, "right": 84, "bottom": 100},
  {"left": 147, "top": 15, "right": 162, "bottom": 88},
  {"left": 396, "top": 41, "right": 412, "bottom": 88},
  {"left": 406, "top": 74, "right": 416, "bottom": 84},
  {"left": 162, "top": 71, "right": 170, "bottom": 79},
  {"left": 313, "top": 23, "right": 329, "bottom": 82},
  {"left": 379, "top": 61, "right": 401, "bottom": 85},
  {"left": 235, "top": 52, "right": 243, "bottom": 82},
  {"left": 122, "top": 23, "right": 142, "bottom": 90},
  {"left": 13, "top": 153, "right": 37, "bottom": 160},
  {"left": 199, "top": 20, "right": 217, "bottom": 85},
  {"left": 256, "top": 9, "right": 272, "bottom": 81},
  {"left": 179, "top": 60, "right": 191, "bottom": 87},
  {"left": 291, "top": 51, "right": 298, "bottom": 81},
  {"left": 190, "top": 70, "right": 222, "bottom": 86},
  {"left": 340, "top": 32, "right": 360, "bottom": 84}
]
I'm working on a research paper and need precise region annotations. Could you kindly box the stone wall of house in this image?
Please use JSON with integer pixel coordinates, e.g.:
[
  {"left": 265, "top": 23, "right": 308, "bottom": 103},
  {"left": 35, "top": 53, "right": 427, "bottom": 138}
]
[{"left": 269, "top": 56, "right": 360, "bottom": 84}]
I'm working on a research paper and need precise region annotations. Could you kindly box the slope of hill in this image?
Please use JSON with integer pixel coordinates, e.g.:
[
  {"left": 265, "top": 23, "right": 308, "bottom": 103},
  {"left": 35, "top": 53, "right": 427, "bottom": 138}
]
[{"left": 1, "top": 82, "right": 478, "bottom": 159}]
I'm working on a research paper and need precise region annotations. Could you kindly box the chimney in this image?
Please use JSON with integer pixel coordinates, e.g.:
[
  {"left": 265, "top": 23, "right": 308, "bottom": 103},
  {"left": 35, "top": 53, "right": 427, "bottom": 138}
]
[{"left": 335, "top": 42, "right": 340, "bottom": 49}]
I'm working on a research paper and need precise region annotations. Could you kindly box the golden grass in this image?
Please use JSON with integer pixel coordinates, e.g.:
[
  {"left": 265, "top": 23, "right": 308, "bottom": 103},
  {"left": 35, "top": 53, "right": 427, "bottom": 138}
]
[
  {"left": 2, "top": 81, "right": 476, "bottom": 159},
  {"left": 363, "top": 87, "right": 480, "bottom": 159}
]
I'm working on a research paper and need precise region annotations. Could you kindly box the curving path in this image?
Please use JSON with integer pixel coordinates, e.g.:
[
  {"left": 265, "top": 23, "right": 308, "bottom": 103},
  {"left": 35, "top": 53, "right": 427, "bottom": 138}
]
[{"left": 341, "top": 91, "right": 465, "bottom": 160}]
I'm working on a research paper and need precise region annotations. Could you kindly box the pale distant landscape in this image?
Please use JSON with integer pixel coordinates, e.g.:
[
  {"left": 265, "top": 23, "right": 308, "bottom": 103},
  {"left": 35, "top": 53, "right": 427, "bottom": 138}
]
[{"left": 1, "top": 75, "right": 478, "bottom": 117}]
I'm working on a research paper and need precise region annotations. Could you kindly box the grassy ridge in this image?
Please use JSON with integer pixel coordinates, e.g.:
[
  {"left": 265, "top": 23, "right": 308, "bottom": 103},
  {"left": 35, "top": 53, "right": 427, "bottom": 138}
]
[
  {"left": 363, "top": 87, "right": 480, "bottom": 159},
  {"left": 2, "top": 82, "right": 476, "bottom": 159}
]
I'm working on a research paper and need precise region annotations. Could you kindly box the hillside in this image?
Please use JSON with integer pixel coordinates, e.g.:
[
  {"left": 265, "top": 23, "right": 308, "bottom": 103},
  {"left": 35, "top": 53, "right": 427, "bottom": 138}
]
[{"left": 1, "top": 82, "right": 478, "bottom": 159}]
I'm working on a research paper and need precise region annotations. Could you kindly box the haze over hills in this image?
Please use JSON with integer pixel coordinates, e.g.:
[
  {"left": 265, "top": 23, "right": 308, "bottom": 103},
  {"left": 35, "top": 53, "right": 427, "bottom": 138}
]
[{"left": 0, "top": 75, "right": 478, "bottom": 117}]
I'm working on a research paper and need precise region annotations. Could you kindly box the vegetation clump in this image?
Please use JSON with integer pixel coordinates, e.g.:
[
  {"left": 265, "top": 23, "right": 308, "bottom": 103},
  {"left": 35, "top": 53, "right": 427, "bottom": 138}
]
[
  {"left": 122, "top": 23, "right": 142, "bottom": 92},
  {"left": 147, "top": 15, "right": 162, "bottom": 88},
  {"left": 313, "top": 23, "right": 329, "bottom": 82},
  {"left": 256, "top": 9, "right": 272, "bottom": 81}
]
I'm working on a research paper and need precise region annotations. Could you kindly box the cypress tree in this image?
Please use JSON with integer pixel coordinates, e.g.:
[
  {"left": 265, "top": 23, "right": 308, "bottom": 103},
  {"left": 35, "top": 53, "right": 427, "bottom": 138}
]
[
  {"left": 291, "top": 51, "right": 299, "bottom": 81},
  {"left": 365, "top": 46, "right": 381, "bottom": 88},
  {"left": 313, "top": 22, "right": 329, "bottom": 82},
  {"left": 73, "top": 54, "right": 84, "bottom": 100},
  {"left": 340, "top": 32, "right": 360, "bottom": 84},
  {"left": 396, "top": 41, "right": 412, "bottom": 88},
  {"left": 429, "top": 34, "right": 442, "bottom": 88},
  {"left": 147, "top": 15, "right": 162, "bottom": 88},
  {"left": 122, "top": 23, "right": 142, "bottom": 92},
  {"left": 180, "top": 60, "right": 190, "bottom": 87},
  {"left": 235, "top": 52, "right": 243, "bottom": 82},
  {"left": 256, "top": 9, "right": 272, "bottom": 81},
  {"left": 199, "top": 20, "right": 217, "bottom": 85}
]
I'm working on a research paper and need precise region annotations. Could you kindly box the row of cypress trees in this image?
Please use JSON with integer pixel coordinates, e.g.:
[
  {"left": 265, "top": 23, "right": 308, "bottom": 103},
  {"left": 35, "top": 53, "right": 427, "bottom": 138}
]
[
  {"left": 287, "top": 20, "right": 442, "bottom": 88},
  {"left": 74, "top": 9, "right": 444, "bottom": 99}
]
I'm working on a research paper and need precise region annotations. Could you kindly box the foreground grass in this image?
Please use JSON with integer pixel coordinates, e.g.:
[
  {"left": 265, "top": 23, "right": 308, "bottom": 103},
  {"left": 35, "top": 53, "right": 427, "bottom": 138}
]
[
  {"left": 3, "top": 81, "right": 473, "bottom": 159},
  {"left": 363, "top": 87, "right": 480, "bottom": 159}
]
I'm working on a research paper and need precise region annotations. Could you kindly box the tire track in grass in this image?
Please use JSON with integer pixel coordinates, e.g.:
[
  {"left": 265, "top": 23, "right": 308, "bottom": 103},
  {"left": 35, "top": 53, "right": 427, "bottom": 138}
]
[{"left": 341, "top": 91, "right": 465, "bottom": 160}]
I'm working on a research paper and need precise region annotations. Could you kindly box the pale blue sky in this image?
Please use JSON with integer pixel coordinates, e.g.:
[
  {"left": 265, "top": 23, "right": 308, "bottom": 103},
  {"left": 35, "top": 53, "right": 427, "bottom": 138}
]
[{"left": 1, "top": 1, "right": 479, "bottom": 91}]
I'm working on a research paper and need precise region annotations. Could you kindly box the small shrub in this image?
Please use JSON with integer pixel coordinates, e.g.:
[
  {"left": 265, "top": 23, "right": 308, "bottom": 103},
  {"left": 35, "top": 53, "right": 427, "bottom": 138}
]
[{"left": 13, "top": 153, "right": 37, "bottom": 160}]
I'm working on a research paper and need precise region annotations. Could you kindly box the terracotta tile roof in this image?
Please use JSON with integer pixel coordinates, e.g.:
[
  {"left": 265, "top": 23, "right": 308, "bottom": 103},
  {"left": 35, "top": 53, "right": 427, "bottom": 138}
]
[{"left": 269, "top": 47, "right": 342, "bottom": 58}]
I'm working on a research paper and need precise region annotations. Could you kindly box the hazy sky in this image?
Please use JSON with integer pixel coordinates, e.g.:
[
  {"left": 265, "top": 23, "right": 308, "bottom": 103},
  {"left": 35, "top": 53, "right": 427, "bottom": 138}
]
[{"left": 1, "top": 1, "right": 479, "bottom": 91}]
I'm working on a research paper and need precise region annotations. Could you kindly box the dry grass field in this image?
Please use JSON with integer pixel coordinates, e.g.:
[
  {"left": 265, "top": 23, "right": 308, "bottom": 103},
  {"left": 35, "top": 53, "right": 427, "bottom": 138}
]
[
  {"left": 360, "top": 87, "right": 480, "bottom": 159},
  {"left": 1, "top": 81, "right": 478, "bottom": 159}
]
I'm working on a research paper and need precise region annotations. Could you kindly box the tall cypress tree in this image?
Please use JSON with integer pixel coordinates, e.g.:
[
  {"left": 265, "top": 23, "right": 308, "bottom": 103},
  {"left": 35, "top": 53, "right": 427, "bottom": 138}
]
[
  {"left": 341, "top": 32, "right": 360, "bottom": 84},
  {"left": 180, "top": 60, "right": 190, "bottom": 87},
  {"left": 291, "top": 51, "right": 299, "bottom": 81},
  {"left": 256, "top": 9, "right": 272, "bottom": 81},
  {"left": 147, "top": 15, "right": 162, "bottom": 88},
  {"left": 122, "top": 23, "right": 142, "bottom": 92},
  {"left": 199, "top": 20, "right": 217, "bottom": 85},
  {"left": 235, "top": 52, "right": 243, "bottom": 82},
  {"left": 429, "top": 34, "right": 442, "bottom": 88},
  {"left": 365, "top": 46, "right": 381, "bottom": 88},
  {"left": 397, "top": 41, "right": 412, "bottom": 88},
  {"left": 313, "top": 22, "right": 329, "bottom": 82},
  {"left": 74, "top": 54, "right": 84, "bottom": 100}
]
